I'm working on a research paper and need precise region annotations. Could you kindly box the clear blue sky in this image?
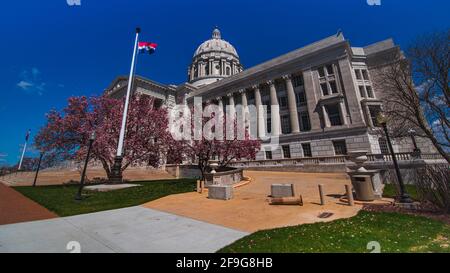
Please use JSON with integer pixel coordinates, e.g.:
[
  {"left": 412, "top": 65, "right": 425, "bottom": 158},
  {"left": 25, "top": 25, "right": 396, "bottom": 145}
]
[{"left": 0, "top": 0, "right": 448, "bottom": 165}]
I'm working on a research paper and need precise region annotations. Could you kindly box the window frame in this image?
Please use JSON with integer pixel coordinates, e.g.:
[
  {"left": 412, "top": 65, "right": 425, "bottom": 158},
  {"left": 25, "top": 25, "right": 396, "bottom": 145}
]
[
  {"left": 302, "top": 143, "right": 312, "bottom": 157},
  {"left": 282, "top": 145, "right": 291, "bottom": 159},
  {"left": 332, "top": 140, "right": 348, "bottom": 156}
]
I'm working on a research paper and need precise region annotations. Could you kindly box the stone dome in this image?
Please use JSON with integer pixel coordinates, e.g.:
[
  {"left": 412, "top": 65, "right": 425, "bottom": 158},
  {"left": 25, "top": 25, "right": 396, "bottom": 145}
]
[
  {"left": 193, "top": 28, "right": 239, "bottom": 58},
  {"left": 188, "top": 27, "right": 243, "bottom": 88}
]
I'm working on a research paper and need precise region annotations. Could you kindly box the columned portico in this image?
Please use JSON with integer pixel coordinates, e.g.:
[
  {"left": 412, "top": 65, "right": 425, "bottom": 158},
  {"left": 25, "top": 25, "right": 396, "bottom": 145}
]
[
  {"left": 283, "top": 75, "right": 300, "bottom": 133},
  {"left": 268, "top": 80, "right": 281, "bottom": 136}
]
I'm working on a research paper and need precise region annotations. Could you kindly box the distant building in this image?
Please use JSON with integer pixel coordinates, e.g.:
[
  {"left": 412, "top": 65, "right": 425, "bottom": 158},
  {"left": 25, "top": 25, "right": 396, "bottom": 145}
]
[{"left": 105, "top": 28, "right": 437, "bottom": 164}]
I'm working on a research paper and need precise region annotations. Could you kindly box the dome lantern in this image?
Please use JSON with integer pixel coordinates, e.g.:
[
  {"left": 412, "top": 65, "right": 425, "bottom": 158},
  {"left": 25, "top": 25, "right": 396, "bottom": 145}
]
[{"left": 212, "top": 27, "right": 221, "bottom": 39}]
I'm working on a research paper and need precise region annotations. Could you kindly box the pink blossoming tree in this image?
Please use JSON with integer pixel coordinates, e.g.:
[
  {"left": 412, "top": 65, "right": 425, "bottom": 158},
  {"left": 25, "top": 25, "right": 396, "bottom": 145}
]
[{"left": 35, "top": 94, "right": 174, "bottom": 180}]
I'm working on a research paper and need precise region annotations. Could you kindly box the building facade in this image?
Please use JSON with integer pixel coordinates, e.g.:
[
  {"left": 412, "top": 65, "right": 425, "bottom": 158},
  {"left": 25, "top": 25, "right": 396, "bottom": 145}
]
[{"left": 105, "top": 28, "right": 436, "bottom": 164}]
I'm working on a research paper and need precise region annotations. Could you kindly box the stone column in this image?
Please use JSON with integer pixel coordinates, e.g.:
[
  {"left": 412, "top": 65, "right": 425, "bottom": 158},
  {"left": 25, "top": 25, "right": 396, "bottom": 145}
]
[
  {"left": 190, "top": 66, "right": 195, "bottom": 81},
  {"left": 227, "top": 93, "right": 235, "bottom": 120},
  {"left": 217, "top": 96, "right": 224, "bottom": 132},
  {"left": 253, "top": 85, "right": 266, "bottom": 138},
  {"left": 268, "top": 80, "right": 281, "bottom": 136},
  {"left": 322, "top": 105, "right": 331, "bottom": 128},
  {"left": 199, "top": 62, "right": 204, "bottom": 77},
  {"left": 302, "top": 69, "right": 321, "bottom": 130},
  {"left": 217, "top": 96, "right": 224, "bottom": 113},
  {"left": 240, "top": 89, "right": 249, "bottom": 131},
  {"left": 283, "top": 75, "right": 300, "bottom": 133},
  {"left": 339, "top": 100, "right": 348, "bottom": 125},
  {"left": 240, "top": 89, "right": 248, "bottom": 107}
]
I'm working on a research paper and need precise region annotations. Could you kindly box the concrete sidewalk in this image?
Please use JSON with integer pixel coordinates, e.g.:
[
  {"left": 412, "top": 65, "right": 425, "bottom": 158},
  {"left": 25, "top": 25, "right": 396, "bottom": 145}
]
[{"left": 0, "top": 206, "right": 248, "bottom": 253}]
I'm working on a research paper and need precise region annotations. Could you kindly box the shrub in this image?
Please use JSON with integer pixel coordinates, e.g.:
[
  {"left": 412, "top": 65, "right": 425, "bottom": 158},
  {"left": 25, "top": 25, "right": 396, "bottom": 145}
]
[{"left": 415, "top": 164, "right": 450, "bottom": 213}]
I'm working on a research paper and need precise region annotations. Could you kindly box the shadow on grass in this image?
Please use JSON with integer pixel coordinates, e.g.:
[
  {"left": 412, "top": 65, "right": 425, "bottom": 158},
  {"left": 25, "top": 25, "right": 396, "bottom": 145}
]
[{"left": 13, "top": 179, "right": 196, "bottom": 217}]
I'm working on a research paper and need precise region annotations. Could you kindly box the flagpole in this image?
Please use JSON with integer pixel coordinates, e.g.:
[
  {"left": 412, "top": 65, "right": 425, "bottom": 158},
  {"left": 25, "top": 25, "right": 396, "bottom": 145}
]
[
  {"left": 18, "top": 130, "right": 30, "bottom": 171},
  {"left": 110, "top": 27, "right": 140, "bottom": 184},
  {"left": 18, "top": 141, "right": 28, "bottom": 171}
]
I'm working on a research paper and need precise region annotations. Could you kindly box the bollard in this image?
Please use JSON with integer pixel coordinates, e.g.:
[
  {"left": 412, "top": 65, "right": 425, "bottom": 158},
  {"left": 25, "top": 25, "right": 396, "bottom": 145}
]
[
  {"left": 345, "top": 184, "right": 354, "bottom": 206},
  {"left": 318, "top": 184, "right": 325, "bottom": 205},
  {"left": 196, "top": 180, "right": 201, "bottom": 193},
  {"left": 200, "top": 180, "right": 205, "bottom": 194}
]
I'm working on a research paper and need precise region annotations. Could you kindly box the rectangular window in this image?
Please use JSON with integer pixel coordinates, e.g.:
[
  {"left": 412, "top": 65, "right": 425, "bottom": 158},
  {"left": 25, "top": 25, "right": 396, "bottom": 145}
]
[
  {"left": 359, "top": 86, "right": 366, "bottom": 98},
  {"left": 368, "top": 105, "right": 382, "bottom": 127},
  {"left": 362, "top": 69, "right": 369, "bottom": 80},
  {"left": 366, "top": 86, "right": 374, "bottom": 98},
  {"left": 329, "top": 81, "right": 338, "bottom": 94},
  {"left": 265, "top": 150, "right": 273, "bottom": 160},
  {"left": 281, "top": 115, "right": 291, "bottom": 134},
  {"left": 292, "top": 74, "right": 304, "bottom": 87},
  {"left": 326, "top": 64, "right": 334, "bottom": 75},
  {"left": 296, "top": 91, "right": 307, "bottom": 106},
  {"left": 282, "top": 145, "right": 291, "bottom": 159},
  {"left": 326, "top": 104, "right": 342, "bottom": 126},
  {"left": 321, "top": 83, "right": 329, "bottom": 96},
  {"left": 333, "top": 140, "right": 348, "bottom": 155},
  {"left": 299, "top": 111, "right": 311, "bottom": 131},
  {"left": 302, "top": 143, "right": 312, "bottom": 157},
  {"left": 355, "top": 69, "right": 362, "bottom": 80},
  {"left": 318, "top": 67, "right": 326, "bottom": 77},
  {"left": 378, "top": 138, "right": 389, "bottom": 154}
]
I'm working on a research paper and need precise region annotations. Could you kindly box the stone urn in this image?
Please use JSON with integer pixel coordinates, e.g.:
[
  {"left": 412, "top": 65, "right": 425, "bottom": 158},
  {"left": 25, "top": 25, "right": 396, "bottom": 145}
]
[
  {"left": 209, "top": 160, "right": 219, "bottom": 174},
  {"left": 347, "top": 150, "right": 369, "bottom": 172}
]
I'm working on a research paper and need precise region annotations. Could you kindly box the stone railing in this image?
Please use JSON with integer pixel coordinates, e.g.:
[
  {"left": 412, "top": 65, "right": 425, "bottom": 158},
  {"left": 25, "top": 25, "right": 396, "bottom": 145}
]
[
  {"left": 229, "top": 155, "right": 347, "bottom": 168},
  {"left": 366, "top": 152, "right": 446, "bottom": 162},
  {"left": 228, "top": 152, "right": 446, "bottom": 172}
]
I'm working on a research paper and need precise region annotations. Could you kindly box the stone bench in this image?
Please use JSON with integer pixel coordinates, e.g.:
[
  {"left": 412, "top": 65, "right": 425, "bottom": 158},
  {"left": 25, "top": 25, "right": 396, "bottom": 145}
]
[
  {"left": 271, "top": 184, "right": 295, "bottom": 198},
  {"left": 208, "top": 185, "right": 233, "bottom": 200}
]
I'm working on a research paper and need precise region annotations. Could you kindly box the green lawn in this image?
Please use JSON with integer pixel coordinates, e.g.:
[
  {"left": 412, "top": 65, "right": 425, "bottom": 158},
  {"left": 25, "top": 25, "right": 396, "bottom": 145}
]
[
  {"left": 14, "top": 179, "right": 196, "bottom": 217},
  {"left": 383, "top": 184, "right": 419, "bottom": 200},
  {"left": 218, "top": 211, "right": 450, "bottom": 253}
]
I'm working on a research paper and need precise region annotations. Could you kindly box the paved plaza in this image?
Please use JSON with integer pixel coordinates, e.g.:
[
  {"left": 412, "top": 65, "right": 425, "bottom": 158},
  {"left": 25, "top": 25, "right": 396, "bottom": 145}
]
[{"left": 144, "top": 171, "right": 362, "bottom": 232}]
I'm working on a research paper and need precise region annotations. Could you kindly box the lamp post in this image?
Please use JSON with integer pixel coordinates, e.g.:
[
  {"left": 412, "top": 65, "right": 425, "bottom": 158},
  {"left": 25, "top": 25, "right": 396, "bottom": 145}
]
[
  {"left": 32, "top": 152, "right": 44, "bottom": 187},
  {"left": 377, "top": 113, "right": 413, "bottom": 203},
  {"left": 75, "top": 131, "right": 96, "bottom": 201},
  {"left": 408, "top": 128, "right": 421, "bottom": 155}
]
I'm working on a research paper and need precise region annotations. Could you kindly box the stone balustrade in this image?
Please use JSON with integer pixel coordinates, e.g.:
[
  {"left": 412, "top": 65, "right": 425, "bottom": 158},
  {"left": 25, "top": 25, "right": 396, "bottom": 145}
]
[{"left": 228, "top": 152, "right": 446, "bottom": 173}]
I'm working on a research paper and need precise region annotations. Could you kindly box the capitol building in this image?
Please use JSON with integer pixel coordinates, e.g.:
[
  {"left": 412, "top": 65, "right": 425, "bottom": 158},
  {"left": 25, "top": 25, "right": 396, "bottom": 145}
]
[{"left": 105, "top": 28, "right": 436, "bottom": 167}]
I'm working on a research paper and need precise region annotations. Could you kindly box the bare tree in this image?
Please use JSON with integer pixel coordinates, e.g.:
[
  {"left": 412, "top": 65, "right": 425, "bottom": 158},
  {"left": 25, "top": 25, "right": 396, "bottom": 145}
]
[{"left": 372, "top": 29, "right": 449, "bottom": 163}]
